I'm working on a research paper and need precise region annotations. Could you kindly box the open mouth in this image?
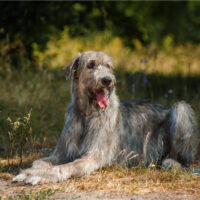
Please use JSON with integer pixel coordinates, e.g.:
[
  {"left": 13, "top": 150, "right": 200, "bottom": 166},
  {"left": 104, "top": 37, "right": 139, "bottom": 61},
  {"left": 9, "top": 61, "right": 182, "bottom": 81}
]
[
  {"left": 88, "top": 86, "right": 113, "bottom": 110},
  {"left": 96, "top": 90, "right": 108, "bottom": 109}
]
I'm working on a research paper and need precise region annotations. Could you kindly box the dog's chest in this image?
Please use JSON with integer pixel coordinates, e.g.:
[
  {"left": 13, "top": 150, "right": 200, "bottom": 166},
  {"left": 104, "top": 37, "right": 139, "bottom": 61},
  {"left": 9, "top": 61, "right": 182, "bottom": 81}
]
[{"left": 77, "top": 112, "right": 118, "bottom": 150}]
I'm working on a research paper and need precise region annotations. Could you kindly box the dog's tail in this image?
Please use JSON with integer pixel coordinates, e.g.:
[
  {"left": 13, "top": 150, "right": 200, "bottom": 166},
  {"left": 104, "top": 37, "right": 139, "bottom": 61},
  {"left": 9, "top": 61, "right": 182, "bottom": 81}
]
[{"left": 169, "top": 101, "right": 200, "bottom": 165}]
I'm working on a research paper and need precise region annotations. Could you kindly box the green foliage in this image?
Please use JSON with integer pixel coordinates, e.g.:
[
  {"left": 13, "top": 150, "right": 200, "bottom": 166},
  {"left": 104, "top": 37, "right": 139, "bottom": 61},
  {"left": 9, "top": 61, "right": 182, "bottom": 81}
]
[
  {"left": 1, "top": 2, "right": 200, "bottom": 69},
  {"left": 6, "top": 189, "right": 57, "bottom": 200}
]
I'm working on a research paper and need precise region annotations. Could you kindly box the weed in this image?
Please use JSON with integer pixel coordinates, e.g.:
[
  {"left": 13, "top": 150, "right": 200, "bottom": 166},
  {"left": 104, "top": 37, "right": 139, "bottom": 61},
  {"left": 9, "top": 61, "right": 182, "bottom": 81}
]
[
  {"left": 5, "top": 111, "right": 32, "bottom": 166},
  {"left": 7, "top": 189, "right": 58, "bottom": 200}
]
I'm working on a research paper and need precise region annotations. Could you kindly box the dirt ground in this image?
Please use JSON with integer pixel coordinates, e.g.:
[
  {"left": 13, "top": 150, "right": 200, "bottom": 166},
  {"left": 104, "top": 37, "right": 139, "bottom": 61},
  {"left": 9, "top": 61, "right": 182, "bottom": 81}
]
[
  {"left": 0, "top": 178, "right": 199, "bottom": 200},
  {"left": 53, "top": 191, "right": 198, "bottom": 200}
]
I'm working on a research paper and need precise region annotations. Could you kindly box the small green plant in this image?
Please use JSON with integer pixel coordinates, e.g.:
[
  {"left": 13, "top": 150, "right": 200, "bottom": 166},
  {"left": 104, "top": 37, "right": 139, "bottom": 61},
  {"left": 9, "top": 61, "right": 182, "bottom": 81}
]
[
  {"left": 7, "top": 189, "right": 57, "bottom": 200},
  {"left": 6, "top": 110, "right": 32, "bottom": 166}
]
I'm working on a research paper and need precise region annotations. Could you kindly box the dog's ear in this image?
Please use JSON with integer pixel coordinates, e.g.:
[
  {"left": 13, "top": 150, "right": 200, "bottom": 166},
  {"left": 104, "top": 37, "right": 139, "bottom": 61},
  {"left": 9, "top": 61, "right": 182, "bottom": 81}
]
[{"left": 63, "top": 53, "right": 81, "bottom": 80}]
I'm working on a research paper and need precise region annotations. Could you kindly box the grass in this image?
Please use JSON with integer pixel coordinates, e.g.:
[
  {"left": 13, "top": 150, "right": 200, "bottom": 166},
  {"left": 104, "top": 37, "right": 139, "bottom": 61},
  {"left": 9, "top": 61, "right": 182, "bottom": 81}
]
[
  {"left": 0, "top": 32, "right": 200, "bottom": 198},
  {"left": 64, "top": 167, "right": 200, "bottom": 194},
  {"left": 1, "top": 161, "right": 200, "bottom": 199},
  {"left": 0, "top": 68, "right": 69, "bottom": 159},
  {"left": 5, "top": 189, "right": 58, "bottom": 200}
]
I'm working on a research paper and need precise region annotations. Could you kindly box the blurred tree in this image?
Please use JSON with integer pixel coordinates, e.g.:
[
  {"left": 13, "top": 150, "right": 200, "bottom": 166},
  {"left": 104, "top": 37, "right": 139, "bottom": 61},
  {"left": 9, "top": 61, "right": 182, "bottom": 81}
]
[{"left": 0, "top": 1, "right": 200, "bottom": 68}]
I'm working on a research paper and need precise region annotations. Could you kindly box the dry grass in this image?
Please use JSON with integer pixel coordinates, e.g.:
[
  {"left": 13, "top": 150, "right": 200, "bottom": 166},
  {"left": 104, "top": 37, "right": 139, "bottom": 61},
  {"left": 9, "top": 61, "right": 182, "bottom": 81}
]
[
  {"left": 0, "top": 156, "right": 200, "bottom": 199},
  {"left": 2, "top": 168, "right": 200, "bottom": 198},
  {"left": 63, "top": 167, "right": 200, "bottom": 195}
]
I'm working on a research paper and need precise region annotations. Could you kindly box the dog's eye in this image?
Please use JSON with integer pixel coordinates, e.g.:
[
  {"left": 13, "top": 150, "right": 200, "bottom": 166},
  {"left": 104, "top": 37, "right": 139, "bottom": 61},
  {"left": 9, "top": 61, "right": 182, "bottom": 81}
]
[{"left": 87, "top": 61, "right": 95, "bottom": 69}]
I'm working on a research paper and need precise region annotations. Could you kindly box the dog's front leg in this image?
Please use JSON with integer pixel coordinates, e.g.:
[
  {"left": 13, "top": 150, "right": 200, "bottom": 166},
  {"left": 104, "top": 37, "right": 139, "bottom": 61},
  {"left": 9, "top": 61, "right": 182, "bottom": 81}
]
[
  {"left": 31, "top": 155, "right": 59, "bottom": 169},
  {"left": 59, "top": 155, "right": 100, "bottom": 178},
  {"left": 13, "top": 155, "right": 99, "bottom": 185}
]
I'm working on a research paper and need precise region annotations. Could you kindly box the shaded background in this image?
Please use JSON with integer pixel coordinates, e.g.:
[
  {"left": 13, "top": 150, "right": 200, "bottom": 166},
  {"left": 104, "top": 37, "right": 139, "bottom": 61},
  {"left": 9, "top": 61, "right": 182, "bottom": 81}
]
[{"left": 0, "top": 1, "right": 200, "bottom": 166}]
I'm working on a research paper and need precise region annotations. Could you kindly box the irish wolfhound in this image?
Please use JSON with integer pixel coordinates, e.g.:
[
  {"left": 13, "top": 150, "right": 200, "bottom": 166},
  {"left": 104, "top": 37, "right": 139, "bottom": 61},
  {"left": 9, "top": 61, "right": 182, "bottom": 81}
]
[{"left": 13, "top": 51, "right": 199, "bottom": 185}]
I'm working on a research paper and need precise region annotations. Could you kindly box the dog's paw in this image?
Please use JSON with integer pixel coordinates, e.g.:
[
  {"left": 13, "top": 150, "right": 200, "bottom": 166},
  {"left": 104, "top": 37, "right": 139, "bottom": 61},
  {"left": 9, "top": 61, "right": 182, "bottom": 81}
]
[
  {"left": 12, "top": 173, "right": 27, "bottom": 182},
  {"left": 12, "top": 168, "right": 45, "bottom": 185},
  {"left": 13, "top": 174, "right": 42, "bottom": 185},
  {"left": 12, "top": 166, "right": 69, "bottom": 185},
  {"left": 25, "top": 175, "right": 42, "bottom": 185}
]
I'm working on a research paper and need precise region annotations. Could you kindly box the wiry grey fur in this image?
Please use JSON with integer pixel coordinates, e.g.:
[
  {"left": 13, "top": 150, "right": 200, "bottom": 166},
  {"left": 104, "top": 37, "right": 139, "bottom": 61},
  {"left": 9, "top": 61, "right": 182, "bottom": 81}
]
[{"left": 13, "top": 51, "right": 200, "bottom": 185}]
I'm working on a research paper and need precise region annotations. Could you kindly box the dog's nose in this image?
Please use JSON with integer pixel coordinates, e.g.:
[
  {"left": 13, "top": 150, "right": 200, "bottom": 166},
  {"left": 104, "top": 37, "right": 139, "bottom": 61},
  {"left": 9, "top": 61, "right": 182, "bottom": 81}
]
[{"left": 101, "top": 76, "right": 112, "bottom": 86}]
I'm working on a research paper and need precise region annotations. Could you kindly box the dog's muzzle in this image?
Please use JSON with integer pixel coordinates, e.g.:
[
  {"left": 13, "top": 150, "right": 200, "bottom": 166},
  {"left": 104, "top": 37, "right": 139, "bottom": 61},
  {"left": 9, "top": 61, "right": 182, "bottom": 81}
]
[{"left": 94, "top": 76, "right": 114, "bottom": 109}]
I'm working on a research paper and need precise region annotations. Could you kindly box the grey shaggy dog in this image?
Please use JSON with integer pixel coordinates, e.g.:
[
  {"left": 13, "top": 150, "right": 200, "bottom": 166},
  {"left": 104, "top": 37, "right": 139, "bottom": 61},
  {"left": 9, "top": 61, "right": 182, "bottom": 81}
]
[{"left": 13, "top": 51, "right": 199, "bottom": 185}]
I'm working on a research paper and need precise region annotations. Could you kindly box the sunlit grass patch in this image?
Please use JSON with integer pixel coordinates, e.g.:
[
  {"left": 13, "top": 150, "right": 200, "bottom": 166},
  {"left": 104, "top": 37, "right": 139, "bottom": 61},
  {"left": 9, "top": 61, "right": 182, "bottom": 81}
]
[
  {"left": 33, "top": 29, "right": 200, "bottom": 76},
  {"left": 62, "top": 166, "right": 200, "bottom": 195}
]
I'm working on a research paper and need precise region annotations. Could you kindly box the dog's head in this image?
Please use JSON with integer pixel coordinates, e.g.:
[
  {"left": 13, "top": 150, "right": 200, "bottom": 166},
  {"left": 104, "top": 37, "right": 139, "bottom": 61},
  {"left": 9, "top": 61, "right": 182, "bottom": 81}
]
[{"left": 64, "top": 51, "right": 115, "bottom": 112}]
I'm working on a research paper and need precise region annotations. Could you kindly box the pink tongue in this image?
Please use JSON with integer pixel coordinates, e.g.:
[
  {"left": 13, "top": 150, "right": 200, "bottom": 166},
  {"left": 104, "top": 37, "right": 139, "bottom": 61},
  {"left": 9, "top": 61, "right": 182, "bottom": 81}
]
[{"left": 96, "top": 92, "right": 108, "bottom": 108}]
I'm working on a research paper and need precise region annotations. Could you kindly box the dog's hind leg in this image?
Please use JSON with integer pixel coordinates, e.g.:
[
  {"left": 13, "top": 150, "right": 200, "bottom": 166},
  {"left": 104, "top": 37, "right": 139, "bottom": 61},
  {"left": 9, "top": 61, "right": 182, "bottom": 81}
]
[{"left": 162, "top": 101, "right": 199, "bottom": 170}]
